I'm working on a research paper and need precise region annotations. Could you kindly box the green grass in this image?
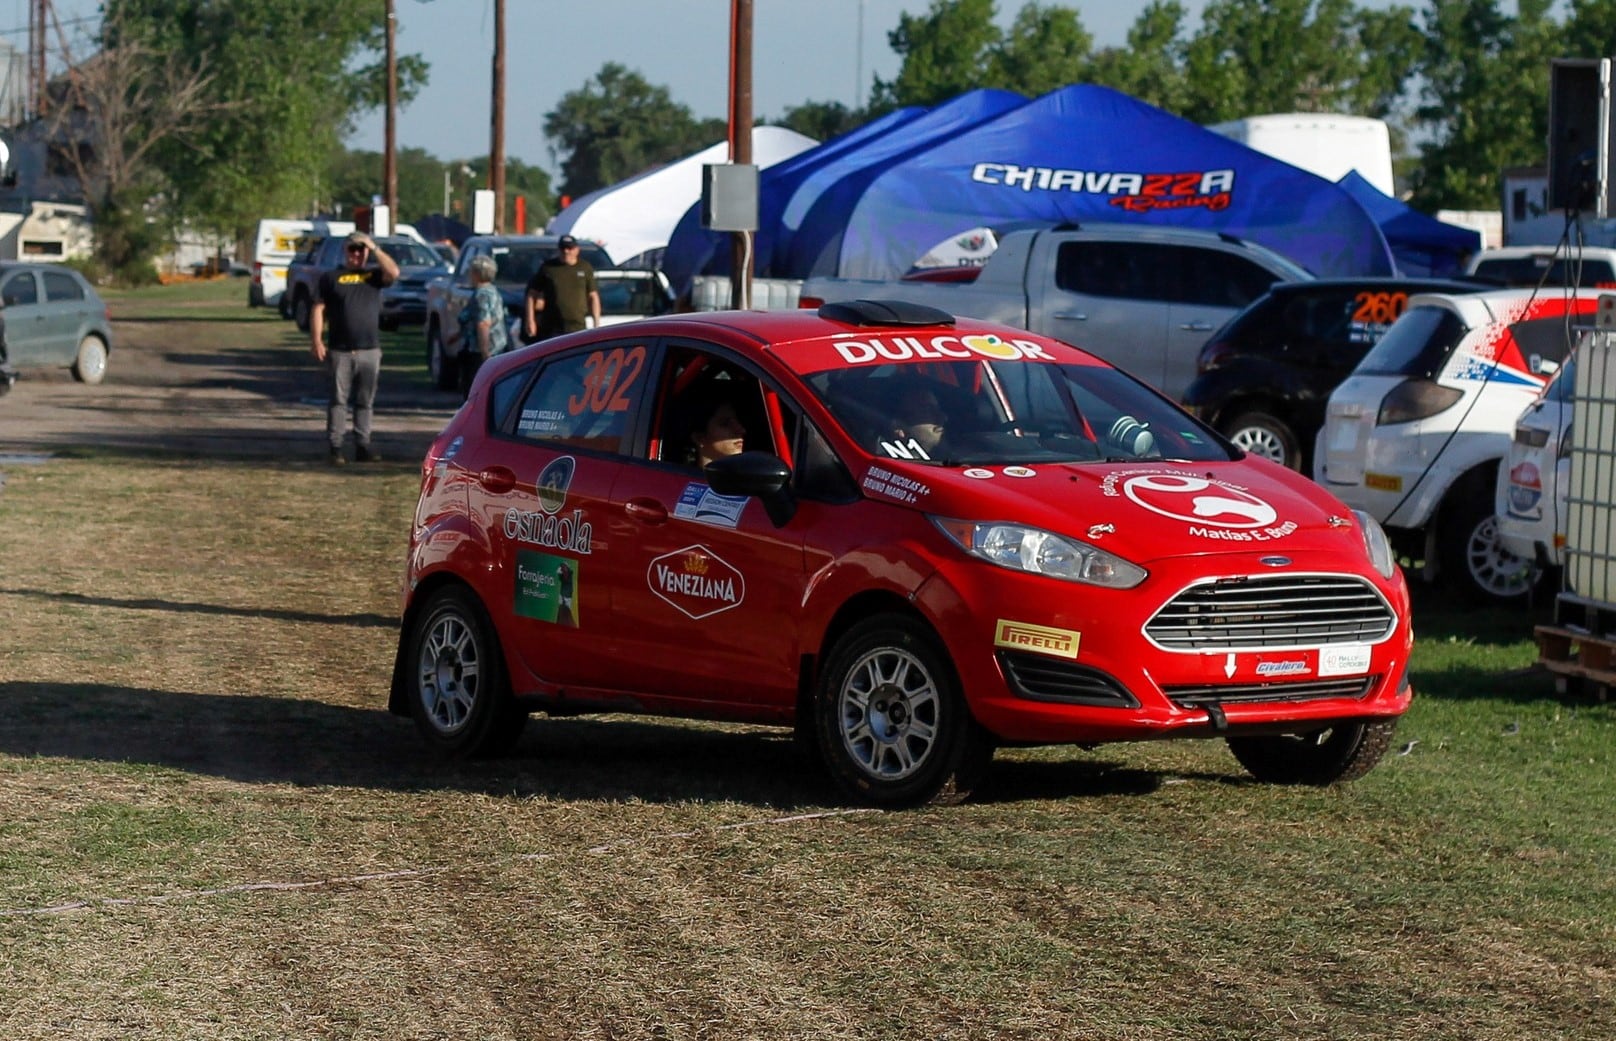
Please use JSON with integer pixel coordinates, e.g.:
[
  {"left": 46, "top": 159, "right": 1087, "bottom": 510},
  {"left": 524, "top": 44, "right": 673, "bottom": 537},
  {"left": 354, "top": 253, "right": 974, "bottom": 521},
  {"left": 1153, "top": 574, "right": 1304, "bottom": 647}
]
[{"left": 0, "top": 283, "right": 1612, "bottom": 1039}]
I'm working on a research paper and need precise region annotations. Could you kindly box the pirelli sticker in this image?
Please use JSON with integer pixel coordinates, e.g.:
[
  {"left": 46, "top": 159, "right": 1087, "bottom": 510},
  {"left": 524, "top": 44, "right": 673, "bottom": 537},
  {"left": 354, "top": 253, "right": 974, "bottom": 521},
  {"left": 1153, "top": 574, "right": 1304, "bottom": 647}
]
[{"left": 994, "top": 619, "right": 1081, "bottom": 660}]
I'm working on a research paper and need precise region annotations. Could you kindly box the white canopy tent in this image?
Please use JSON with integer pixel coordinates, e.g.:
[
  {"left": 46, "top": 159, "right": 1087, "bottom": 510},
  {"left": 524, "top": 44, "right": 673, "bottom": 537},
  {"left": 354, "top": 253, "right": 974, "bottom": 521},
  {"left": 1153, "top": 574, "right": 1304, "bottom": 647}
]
[{"left": 548, "top": 125, "right": 817, "bottom": 267}]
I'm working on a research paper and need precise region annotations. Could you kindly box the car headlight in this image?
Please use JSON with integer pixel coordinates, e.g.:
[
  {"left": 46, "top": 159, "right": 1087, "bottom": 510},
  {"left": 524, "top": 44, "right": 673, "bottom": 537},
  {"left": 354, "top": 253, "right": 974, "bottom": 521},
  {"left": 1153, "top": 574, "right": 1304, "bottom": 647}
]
[
  {"left": 1352, "top": 509, "right": 1397, "bottom": 579},
  {"left": 932, "top": 518, "right": 1147, "bottom": 588}
]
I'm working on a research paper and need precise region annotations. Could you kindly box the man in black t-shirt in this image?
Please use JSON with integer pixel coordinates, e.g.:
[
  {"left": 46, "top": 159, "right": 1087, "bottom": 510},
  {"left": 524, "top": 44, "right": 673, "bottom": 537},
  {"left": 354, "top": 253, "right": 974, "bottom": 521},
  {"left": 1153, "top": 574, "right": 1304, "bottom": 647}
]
[
  {"left": 311, "top": 232, "right": 398, "bottom": 464},
  {"left": 523, "top": 234, "right": 601, "bottom": 342}
]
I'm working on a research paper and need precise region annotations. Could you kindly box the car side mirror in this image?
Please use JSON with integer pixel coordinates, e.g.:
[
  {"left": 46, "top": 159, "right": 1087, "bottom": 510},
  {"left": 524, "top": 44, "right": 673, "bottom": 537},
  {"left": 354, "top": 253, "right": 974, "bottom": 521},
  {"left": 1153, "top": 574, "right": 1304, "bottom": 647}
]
[{"left": 705, "top": 451, "right": 796, "bottom": 527}]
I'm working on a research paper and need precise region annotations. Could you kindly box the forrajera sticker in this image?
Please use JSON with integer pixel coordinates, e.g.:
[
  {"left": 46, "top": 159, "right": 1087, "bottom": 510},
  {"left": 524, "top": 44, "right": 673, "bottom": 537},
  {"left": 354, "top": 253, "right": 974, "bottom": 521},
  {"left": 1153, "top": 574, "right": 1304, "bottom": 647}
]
[
  {"left": 673, "top": 482, "right": 748, "bottom": 528},
  {"left": 1002, "top": 466, "right": 1036, "bottom": 478},
  {"left": 831, "top": 333, "right": 1055, "bottom": 365},
  {"left": 1103, "top": 469, "right": 1298, "bottom": 542},
  {"left": 515, "top": 550, "right": 580, "bottom": 627},
  {"left": 862, "top": 464, "right": 931, "bottom": 504},
  {"left": 648, "top": 545, "right": 745, "bottom": 620},
  {"left": 1318, "top": 644, "right": 1372, "bottom": 678},
  {"left": 994, "top": 619, "right": 1081, "bottom": 660},
  {"left": 963, "top": 468, "right": 995, "bottom": 480},
  {"left": 536, "top": 455, "right": 576, "bottom": 515}
]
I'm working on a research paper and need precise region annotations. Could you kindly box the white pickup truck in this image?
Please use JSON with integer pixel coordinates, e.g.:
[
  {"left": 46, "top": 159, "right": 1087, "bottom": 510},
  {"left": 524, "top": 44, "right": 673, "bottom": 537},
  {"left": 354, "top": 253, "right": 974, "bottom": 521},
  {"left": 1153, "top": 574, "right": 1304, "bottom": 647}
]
[{"left": 798, "top": 223, "right": 1312, "bottom": 401}]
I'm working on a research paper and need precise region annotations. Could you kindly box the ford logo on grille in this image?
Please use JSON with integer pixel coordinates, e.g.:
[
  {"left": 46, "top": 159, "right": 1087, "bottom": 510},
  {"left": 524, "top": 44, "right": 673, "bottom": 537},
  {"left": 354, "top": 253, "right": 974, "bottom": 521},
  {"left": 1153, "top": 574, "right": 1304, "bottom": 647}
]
[{"left": 1259, "top": 556, "right": 1292, "bottom": 567}]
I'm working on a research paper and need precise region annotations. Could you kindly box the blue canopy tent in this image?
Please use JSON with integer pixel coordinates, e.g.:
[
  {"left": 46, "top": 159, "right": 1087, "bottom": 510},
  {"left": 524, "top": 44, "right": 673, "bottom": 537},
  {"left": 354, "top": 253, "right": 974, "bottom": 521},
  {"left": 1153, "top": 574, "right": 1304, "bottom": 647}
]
[
  {"left": 659, "top": 105, "right": 929, "bottom": 299},
  {"left": 1335, "top": 170, "right": 1482, "bottom": 277},
  {"left": 774, "top": 88, "right": 1029, "bottom": 278},
  {"left": 814, "top": 84, "right": 1397, "bottom": 281}
]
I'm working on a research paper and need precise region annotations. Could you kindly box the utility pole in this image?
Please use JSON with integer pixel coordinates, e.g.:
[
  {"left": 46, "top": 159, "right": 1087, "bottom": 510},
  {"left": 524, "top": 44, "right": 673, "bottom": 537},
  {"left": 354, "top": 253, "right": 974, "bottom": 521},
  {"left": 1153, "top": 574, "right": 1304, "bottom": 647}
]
[
  {"left": 30, "top": 0, "right": 48, "bottom": 119},
  {"left": 728, "top": 0, "right": 753, "bottom": 309},
  {"left": 384, "top": 0, "right": 398, "bottom": 221},
  {"left": 490, "top": 0, "right": 506, "bottom": 232}
]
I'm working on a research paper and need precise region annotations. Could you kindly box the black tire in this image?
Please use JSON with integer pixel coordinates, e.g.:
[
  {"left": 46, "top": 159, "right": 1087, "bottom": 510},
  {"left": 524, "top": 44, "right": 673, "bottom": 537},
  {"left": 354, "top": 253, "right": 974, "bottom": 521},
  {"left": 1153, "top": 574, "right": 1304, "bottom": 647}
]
[
  {"left": 379, "top": 317, "right": 399, "bottom": 333},
  {"left": 1222, "top": 411, "right": 1300, "bottom": 471},
  {"left": 1226, "top": 718, "right": 1398, "bottom": 785},
  {"left": 292, "top": 291, "right": 312, "bottom": 333},
  {"left": 1439, "top": 483, "right": 1532, "bottom": 603},
  {"left": 426, "top": 322, "right": 458, "bottom": 391},
  {"left": 814, "top": 613, "right": 993, "bottom": 807},
  {"left": 404, "top": 586, "right": 526, "bottom": 757}
]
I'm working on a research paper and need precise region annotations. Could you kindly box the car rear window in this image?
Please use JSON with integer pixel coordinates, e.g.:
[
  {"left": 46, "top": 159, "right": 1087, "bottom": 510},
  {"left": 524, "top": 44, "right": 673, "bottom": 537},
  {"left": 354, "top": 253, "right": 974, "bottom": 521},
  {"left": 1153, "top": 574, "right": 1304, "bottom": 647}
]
[
  {"left": 1470, "top": 255, "right": 1616, "bottom": 288},
  {"left": 1354, "top": 305, "right": 1468, "bottom": 378}
]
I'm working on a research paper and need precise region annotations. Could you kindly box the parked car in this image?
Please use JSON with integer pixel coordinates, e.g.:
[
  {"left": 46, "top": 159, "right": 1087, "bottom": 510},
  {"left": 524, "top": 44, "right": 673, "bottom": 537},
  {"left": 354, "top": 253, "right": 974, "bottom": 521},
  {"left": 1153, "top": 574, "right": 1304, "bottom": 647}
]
[
  {"left": 391, "top": 300, "right": 1414, "bottom": 806},
  {"left": 423, "top": 234, "right": 612, "bottom": 391},
  {"left": 1316, "top": 288, "right": 1591, "bottom": 601},
  {"left": 378, "top": 240, "right": 453, "bottom": 331},
  {"left": 1466, "top": 245, "right": 1616, "bottom": 288},
  {"left": 501, "top": 268, "right": 676, "bottom": 343},
  {"left": 1181, "top": 277, "right": 1480, "bottom": 472},
  {"left": 0, "top": 262, "right": 114, "bottom": 384},
  {"left": 1497, "top": 348, "right": 1577, "bottom": 570},
  {"left": 799, "top": 223, "right": 1314, "bottom": 401},
  {"left": 282, "top": 234, "right": 444, "bottom": 332}
]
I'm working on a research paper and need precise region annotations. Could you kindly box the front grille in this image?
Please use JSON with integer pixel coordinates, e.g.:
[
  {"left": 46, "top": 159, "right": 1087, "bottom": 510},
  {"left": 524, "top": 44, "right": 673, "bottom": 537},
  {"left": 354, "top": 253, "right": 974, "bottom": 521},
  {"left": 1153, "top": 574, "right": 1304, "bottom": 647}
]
[
  {"left": 1145, "top": 574, "right": 1395, "bottom": 651},
  {"left": 997, "top": 651, "right": 1138, "bottom": 707},
  {"left": 1165, "top": 675, "right": 1378, "bottom": 709}
]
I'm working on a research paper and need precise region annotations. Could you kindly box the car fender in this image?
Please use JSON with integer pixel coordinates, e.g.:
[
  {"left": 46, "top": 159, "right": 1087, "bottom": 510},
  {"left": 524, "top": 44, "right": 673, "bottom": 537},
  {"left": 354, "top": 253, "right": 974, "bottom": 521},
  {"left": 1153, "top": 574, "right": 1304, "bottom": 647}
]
[
  {"left": 796, "top": 539, "right": 946, "bottom": 660},
  {"left": 1384, "top": 432, "right": 1509, "bottom": 531}
]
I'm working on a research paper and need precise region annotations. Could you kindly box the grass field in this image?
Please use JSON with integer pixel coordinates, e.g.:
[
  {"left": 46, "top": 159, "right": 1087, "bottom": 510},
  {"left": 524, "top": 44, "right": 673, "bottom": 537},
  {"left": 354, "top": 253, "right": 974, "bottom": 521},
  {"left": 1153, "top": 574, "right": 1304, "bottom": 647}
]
[{"left": 0, "top": 283, "right": 1612, "bottom": 1039}]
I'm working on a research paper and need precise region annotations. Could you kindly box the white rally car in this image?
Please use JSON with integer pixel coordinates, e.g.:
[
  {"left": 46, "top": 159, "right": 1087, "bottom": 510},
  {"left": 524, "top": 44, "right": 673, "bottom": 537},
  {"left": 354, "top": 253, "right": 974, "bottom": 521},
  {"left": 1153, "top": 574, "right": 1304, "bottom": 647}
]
[
  {"left": 1316, "top": 288, "right": 1592, "bottom": 601},
  {"left": 1497, "top": 350, "right": 1576, "bottom": 569}
]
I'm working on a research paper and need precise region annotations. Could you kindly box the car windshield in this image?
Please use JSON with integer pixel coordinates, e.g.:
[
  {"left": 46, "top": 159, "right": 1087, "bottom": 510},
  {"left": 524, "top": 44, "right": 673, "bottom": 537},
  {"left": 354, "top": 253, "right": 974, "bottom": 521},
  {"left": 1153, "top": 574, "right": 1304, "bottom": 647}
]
[
  {"left": 803, "top": 358, "right": 1229, "bottom": 466},
  {"left": 382, "top": 241, "right": 443, "bottom": 267},
  {"left": 1354, "top": 305, "right": 1467, "bottom": 378}
]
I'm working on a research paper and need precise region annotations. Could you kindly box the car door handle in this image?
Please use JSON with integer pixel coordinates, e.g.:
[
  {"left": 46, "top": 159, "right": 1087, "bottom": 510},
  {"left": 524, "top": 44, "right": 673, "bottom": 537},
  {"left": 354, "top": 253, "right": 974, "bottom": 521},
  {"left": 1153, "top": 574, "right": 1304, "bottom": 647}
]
[
  {"left": 1179, "top": 321, "right": 1214, "bottom": 332},
  {"left": 1052, "top": 311, "right": 1088, "bottom": 321},
  {"left": 477, "top": 466, "right": 516, "bottom": 494},
  {"left": 624, "top": 497, "right": 668, "bottom": 524}
]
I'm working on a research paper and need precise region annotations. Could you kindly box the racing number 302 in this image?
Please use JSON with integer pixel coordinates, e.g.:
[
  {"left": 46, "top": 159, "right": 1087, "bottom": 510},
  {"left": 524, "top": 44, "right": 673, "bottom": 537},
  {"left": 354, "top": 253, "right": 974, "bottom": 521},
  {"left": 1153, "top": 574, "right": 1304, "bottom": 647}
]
[
  {"left": 1352, "top": 291, "right": 1409, "bottom": 325},
  {"left": 567, "top": 346, "right": 646, "bottom": 415}
]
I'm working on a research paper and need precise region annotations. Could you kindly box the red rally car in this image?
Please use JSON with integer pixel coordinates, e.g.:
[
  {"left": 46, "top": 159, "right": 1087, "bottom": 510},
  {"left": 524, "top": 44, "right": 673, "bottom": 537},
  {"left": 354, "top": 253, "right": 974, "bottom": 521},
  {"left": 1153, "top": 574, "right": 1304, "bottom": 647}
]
[{"left": 391, "top": 300, "right": 1414, "bottom": 807}]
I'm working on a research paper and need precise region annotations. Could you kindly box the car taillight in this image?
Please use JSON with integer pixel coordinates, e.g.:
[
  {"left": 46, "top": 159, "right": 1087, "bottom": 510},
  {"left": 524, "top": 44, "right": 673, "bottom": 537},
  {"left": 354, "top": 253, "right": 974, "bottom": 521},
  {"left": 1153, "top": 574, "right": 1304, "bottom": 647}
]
[
  {"left": 1514, "top": 425, "right": 1549, "bottom": 448},
  {"left": 252, "top": 261, "right": 263, "bottom": 285},
  {"left": 1376, "top": 378, "right": 1463, "bottom": 425},
  {"left": 1197, "top": 339, "right": 1235, "bottom": 374},
  {"left": 798, "top": 296, "right": 824, "bottom": 309}
]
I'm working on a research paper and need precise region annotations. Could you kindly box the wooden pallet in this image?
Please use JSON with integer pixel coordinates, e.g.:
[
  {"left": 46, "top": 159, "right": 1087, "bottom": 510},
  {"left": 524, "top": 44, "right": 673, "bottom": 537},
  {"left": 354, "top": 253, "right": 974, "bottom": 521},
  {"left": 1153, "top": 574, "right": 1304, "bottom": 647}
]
[{"left": 1535, "top": 622, "right": 1616, "bottom": 700}]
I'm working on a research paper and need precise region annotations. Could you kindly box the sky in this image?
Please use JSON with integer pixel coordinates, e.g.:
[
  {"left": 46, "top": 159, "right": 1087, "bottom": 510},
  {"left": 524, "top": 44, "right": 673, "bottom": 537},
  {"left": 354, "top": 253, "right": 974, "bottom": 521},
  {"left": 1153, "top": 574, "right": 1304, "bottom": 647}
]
[{"left": 352, "top": 0, "right": 1180, "bottom": 170}]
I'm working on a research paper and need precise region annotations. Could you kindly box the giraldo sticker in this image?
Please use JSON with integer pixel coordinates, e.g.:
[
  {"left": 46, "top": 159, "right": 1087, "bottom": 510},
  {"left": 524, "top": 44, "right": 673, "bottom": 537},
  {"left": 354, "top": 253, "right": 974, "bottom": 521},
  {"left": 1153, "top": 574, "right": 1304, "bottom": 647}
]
[
  {"left": 1104, "top": 470, "right": 1298, "bottom": 542},
  {"left": 648, "top": 545, "right": 745, "bottom": 620}
]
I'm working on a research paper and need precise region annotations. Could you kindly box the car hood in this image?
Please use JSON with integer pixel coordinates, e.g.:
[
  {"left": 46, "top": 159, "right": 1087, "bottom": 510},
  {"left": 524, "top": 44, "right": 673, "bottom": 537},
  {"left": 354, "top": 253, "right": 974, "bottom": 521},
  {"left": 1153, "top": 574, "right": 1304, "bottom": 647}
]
[{"left": 859, "top": 456, "right": 1367, "bottom": 566}]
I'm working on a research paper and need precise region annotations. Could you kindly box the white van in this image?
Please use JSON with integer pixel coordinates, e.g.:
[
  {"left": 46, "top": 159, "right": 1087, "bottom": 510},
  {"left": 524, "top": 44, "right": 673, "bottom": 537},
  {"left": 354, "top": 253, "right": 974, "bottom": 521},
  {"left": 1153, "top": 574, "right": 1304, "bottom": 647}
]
[{"left": 248, "top": 218, "right": 352, "bottom": 308}]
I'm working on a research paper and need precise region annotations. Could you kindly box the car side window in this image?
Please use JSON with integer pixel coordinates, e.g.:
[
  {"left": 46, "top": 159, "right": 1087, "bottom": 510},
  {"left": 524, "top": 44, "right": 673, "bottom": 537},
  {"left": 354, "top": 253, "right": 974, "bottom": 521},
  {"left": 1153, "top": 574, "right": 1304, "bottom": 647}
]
[
  {"left": 1055, "top": 241, "right": 1164, "bottom": 301},
  {"left": 510, "top": 342, "right": 651, "bottom": 455},
  {"left": 1174, "top": 247, "right": 1280, "bottom": 308},
  {"left": 645, "top": 345, "right": 777, "bottom": 469},
  {"left": 43, "top": 271, "right": 85, "bottom": 302},
  {"left": 2, "top": 272, "right": 37, "bottom": 306}
]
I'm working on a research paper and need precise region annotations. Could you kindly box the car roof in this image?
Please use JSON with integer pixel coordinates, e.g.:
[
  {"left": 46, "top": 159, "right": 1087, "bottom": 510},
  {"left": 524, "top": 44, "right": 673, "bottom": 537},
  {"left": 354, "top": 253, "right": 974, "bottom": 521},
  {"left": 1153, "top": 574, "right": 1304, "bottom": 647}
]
[
  {"left": 517, "top": 302, "right": 1106, "bottom": 369},
  {"left": 464, "top": 233, "right": 603, "bottom": 248}
]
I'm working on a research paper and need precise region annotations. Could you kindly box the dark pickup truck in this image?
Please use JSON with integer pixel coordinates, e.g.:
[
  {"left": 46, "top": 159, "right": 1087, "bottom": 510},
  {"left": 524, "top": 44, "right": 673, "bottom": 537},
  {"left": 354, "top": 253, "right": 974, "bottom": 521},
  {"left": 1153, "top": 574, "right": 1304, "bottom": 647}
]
[{"left": 283, "top": 235, "right": 447, "bottom": 332}]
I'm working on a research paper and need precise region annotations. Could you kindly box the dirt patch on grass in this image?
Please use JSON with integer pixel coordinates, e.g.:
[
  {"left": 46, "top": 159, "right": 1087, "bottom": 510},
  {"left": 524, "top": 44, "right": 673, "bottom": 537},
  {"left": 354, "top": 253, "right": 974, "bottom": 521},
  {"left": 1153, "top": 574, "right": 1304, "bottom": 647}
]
[{"left": 0, "top": 283, "right": 458, "bottom": 462}]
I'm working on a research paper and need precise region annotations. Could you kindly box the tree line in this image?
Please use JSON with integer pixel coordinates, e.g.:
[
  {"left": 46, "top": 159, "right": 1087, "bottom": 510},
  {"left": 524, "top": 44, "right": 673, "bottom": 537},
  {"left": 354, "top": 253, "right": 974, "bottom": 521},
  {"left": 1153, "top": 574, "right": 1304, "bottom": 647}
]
[{"left": 56, "top": 0, "right": 1616, "bottom": 279}]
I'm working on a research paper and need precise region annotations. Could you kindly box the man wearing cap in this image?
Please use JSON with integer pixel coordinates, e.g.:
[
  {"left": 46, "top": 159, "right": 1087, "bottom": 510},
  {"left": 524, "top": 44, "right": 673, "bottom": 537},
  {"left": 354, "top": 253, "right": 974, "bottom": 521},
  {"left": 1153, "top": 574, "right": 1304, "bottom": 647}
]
[
  {"left": 523, "top": 234, "right": 601, "bottom": 342},
  {"left": 311, "top": 231, "right": 399, "bottom": 464}
]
